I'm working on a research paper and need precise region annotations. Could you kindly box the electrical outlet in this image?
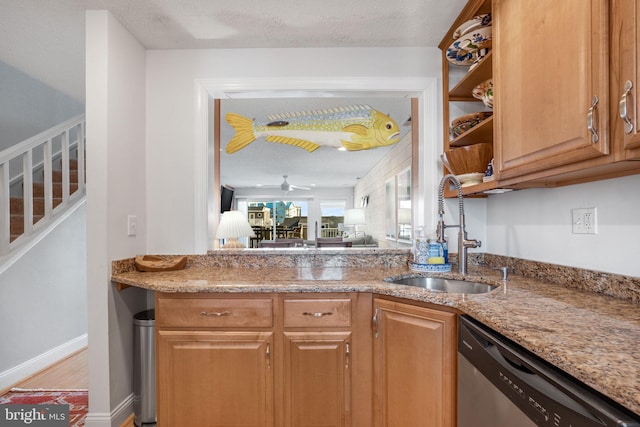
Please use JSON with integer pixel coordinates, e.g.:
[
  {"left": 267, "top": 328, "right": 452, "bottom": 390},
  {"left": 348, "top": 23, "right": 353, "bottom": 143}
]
[
  {"left": 127, "top": 215, "right": 137, "bottom": 236},
  {"left": 572, "top": 208, "right": 597, "bottom": 234}
]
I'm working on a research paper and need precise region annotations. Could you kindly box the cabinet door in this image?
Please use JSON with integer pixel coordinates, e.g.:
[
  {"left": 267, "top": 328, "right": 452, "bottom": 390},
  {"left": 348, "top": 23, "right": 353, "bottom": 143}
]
[
  {"left": 282, "top": 331, "right": 352, "bottom": 427},
  {"left": 494, "top": 0, "right": 609, "bottom": 180},
  {"left": 157, "top": 330, "right": 273, "bottom": 427},
  {"left": 372, "top": 299, "right": 456, "bottom": 427},
  {"left": 612, "top": 0, "right": 640, "bottom": 158}
]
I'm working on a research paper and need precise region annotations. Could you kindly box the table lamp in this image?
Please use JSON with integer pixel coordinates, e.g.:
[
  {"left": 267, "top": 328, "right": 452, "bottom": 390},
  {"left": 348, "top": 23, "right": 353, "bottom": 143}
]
[
  {"left": 398, "top": 208, "right": 412, "bottom": 240},
  {"left": 215, "top": 210, "right": 255, "bottom": 249},
  {"left": 344, "top": 208, "right": 366, "bottom": 239}
]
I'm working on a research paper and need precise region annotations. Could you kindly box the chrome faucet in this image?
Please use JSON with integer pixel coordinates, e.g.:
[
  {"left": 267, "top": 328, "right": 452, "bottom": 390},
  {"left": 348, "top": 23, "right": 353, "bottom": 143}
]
[{"left": 437, "top": 174, "right": 481, "bottom": 274}]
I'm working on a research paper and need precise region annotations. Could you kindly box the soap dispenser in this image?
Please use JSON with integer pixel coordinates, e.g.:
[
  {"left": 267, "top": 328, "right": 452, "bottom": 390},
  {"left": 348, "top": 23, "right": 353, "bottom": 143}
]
[{"left": 412, "top": 227, "right": 428, "bottom": 264}]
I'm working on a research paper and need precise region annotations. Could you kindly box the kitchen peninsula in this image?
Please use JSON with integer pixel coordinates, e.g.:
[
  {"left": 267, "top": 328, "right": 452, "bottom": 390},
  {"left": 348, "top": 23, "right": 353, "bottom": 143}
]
[{"left": 112, "top": 249, "right": 640, "bottom": 425}]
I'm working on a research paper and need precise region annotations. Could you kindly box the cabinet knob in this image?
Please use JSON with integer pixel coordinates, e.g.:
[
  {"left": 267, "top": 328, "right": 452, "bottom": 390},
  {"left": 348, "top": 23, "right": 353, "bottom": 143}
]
[
  {"left": 619, "top": 80, "right": 635, "bottom": 134},
  {"left": 587, "top": 95, "right": 599, "bottom": 143}
]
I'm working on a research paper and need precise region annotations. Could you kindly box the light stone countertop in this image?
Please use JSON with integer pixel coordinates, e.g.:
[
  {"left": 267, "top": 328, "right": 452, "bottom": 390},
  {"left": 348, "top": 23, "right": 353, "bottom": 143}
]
[{"left": 112, "top": 250, "right": 640, "bottom": 417}]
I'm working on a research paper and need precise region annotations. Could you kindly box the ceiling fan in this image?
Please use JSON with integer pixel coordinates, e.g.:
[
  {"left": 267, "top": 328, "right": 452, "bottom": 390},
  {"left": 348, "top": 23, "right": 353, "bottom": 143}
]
[{"left": 280, "top": 175, "right": 310, "bottom": 193}]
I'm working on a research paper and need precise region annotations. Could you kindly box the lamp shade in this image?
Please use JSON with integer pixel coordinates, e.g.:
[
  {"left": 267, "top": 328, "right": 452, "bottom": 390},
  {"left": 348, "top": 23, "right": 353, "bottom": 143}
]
[
  {"left": 344, "top": 208, "right": 365, "bottom": 226},
  {"left": 398, "top": 208, "right": 412, "bottom": 225},
  {"left": 215, "top": 210, "right": 255, "bottom": 241}
]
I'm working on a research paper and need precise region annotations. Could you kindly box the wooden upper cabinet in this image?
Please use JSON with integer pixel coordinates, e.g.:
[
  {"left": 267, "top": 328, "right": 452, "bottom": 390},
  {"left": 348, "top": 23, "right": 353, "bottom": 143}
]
[
  {"left": 493, "top": 0, "right": 610, "bottom": 180},
  {"left": 612, "top": 0, "right": 640, "bottom": 159}
]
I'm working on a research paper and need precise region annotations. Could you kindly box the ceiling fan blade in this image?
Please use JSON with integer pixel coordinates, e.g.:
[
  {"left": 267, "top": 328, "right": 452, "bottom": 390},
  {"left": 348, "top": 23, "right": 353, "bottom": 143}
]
[{"left": 290, "top": 184, "right": 311, "bottom": 191}]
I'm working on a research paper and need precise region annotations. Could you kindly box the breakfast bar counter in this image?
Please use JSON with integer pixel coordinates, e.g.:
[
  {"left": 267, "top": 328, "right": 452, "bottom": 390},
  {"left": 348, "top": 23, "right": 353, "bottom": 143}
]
[{"left": 112, "top": 249, "right": 640, "bottom": 417}]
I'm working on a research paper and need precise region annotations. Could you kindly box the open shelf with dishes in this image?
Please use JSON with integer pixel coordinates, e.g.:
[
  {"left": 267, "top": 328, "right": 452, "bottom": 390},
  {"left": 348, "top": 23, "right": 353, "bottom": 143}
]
[
  {"left": 448, "top": 51, "right": 492, "bottom": 101},
  {"left": 439, "top": 0, "right": 496, "bottom": 197},
  {"left": 450, "top": 115, "right": 493, "bottom": 148}
]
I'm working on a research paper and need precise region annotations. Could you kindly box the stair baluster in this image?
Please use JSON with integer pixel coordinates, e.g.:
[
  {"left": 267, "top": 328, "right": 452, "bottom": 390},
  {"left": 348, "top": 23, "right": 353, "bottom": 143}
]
[{"left": 0, "top": 114, "right": 85, "bottom": 257}]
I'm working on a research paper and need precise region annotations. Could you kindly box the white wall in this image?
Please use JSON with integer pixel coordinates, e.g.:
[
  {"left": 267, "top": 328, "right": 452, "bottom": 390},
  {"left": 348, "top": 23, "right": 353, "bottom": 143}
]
[
  {"left": 486, "top": 174, "right": 640, "bottom": 277},
  {"left": 0, "top": 61, "right": 84, "bottom": 151},
  {"left": 146, "top": 47, "right": 443, "bottom": 254},
  {"left": 85, "top": 11, "right": 148, "bottom": 427},
  {"left": 0, "top": 203, "right": 87, "bottom": 389}
]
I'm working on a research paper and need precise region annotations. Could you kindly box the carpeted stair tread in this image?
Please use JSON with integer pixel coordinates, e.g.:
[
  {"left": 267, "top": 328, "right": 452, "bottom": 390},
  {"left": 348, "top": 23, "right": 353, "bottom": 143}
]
[
  {"left": 10, "top": 197, "right": 63, "bottom": 215},
  {"left": 10, "top": 213, "right": 45, "bottom": 230},
  {"left": 52, "top": 169, "right": 79, "bottom": 183},
  {"left": 8, "top": 162, "right": 83, "bottom": 242},
  {"left": 32, "top": 182, "right": 79, "bottom": 198}
]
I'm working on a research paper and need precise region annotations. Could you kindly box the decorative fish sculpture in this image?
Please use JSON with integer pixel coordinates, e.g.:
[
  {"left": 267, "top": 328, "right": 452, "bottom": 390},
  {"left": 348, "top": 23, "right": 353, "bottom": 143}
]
[{"left": 225, "top": 105, "right": 401, "bottom": 154}]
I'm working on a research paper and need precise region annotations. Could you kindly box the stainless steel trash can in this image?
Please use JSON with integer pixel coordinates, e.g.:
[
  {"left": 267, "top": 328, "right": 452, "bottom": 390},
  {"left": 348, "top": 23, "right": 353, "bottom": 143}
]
[{"left": 133, "top": 309, "right": 156, "bottom": 426}]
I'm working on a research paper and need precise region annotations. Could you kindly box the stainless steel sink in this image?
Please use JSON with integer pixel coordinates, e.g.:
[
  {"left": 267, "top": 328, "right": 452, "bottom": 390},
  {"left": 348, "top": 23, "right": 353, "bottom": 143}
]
[{"left": 386, "top": 277, "right": 496, "bottom": 294}]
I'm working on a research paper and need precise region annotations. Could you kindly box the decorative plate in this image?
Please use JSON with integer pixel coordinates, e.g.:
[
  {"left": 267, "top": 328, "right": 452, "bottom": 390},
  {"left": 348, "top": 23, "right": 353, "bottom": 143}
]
[
  {"left": 446, "top": 26, "right": 492, "bottom": 65},
  {"left": 408, "top": 261, "right": 452, "bottom": 272},
  {"left": 468, "top": 48, "right": 491, "bottom": 70},
  {"left": 450, "top": 111, "right": 493, "bottom": 137},
  {"left": 472, "top": 79, "right": 493, "bottom": 108},
  {"left": 453, "top": 13, "right": 492, "bottom": 39}
]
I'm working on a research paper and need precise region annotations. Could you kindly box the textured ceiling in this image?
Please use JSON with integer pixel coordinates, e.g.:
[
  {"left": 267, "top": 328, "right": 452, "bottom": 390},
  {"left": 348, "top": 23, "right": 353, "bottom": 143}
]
[
  {"left": 0, "top": 0, "right": 467, "bottom": 191},
  {"left": 0, "top": 0, "right": 466, "bottom": 102}
]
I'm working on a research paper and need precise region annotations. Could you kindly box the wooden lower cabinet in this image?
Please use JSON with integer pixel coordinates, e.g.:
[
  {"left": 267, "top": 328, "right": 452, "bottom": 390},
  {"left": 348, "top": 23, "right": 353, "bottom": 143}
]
[
  {"left": 156, "top": 292, "right": 372, "bottom": 427},
  {"left": 155, "top": 293, "right": 456, "bottom": 426},
  {"left": 282, "top": 331, "right": 352, "bottom": 427},
  {"left": 372, "top": 298, "right": 457, "bottom": 427},
  {"left": 156, "top": 330, "right": 274, "bottom": 426},
  {"left": 279, "top": 293, "right": 372, "bottom": 427}
]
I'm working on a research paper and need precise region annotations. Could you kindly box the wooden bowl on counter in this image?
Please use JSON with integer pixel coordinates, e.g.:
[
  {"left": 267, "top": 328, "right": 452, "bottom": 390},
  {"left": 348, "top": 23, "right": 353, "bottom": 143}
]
[{"left": 441, "top": 143, "right": 493, "bottom": 175}]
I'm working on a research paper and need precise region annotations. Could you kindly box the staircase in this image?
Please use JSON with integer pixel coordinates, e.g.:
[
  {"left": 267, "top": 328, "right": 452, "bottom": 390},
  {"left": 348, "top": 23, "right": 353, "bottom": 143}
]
[
  {"left": 1, "top": 115, "right": 86, "bottom": 259},
  {"left": 9, "top": 160, "right": 81, "bottom": 241}
]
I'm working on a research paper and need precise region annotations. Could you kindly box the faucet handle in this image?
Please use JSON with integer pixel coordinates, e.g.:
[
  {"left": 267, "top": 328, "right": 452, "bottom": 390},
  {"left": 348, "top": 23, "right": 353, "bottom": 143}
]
[
  {"left": 493, "top": 266, "right": 508, "bottom": 281},
  {"left": 463, "top": 238, "right": 481, "bottom": 249}
]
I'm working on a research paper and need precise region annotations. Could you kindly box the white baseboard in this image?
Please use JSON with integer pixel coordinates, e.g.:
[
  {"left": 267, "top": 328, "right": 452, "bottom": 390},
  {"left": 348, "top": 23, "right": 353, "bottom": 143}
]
[
  {"left": 83, "top": 412, "right": 111, "bottom": 427},
  {"left": 0, "top": 333, "right": 88, "bottom": 391},
  {"left": 111, "top": 393, "right": 134, "bottom": 427},
  {"left": 84, "top": 393, "right": 134, "bottom": 427}
]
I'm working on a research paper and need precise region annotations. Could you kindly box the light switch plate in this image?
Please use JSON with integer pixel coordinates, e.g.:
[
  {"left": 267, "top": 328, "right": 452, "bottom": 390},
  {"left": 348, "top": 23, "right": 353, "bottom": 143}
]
[
  {"left": 127, "top": 215, "right": 137, "bottom": 236},
  {"left": 572, "top": 208, "right": 596, "bottom": 234}
]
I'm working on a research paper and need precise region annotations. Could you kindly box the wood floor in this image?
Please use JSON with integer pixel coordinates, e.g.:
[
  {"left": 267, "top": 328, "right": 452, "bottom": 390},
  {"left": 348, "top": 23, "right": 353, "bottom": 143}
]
[
  {"left": 0, "top": 348, "right": 88, "bottom": 395},
  {"left": 1, "top": 348, "right": 136, "bottom": 427}
]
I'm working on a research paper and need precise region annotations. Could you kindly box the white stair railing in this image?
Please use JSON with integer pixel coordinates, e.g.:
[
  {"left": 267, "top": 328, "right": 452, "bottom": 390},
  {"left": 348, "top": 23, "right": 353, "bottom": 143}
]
[{"left": 0, "top": 114, "right": 86, "bottom": 256}]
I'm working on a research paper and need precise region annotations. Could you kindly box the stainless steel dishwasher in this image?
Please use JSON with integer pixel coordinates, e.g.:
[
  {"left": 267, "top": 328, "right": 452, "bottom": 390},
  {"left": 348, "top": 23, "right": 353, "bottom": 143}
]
[{"left": 458, "top": 315, "right": 640, "bottom": 427}]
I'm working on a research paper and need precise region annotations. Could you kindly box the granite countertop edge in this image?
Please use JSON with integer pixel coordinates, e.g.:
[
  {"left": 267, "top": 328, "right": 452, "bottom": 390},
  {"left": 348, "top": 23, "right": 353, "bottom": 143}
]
[{"left": 111, "top": 258, "right": 640, "bottom": 417}]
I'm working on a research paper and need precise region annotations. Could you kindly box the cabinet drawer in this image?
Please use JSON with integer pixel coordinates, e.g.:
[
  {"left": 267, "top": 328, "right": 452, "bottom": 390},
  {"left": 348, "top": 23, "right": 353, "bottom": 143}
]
[
  {"left": 157, "top": 297, "right": 273, "bottom": 328},
  {"left": 283, "top": 298, "right": 351, "bottom": 328}
]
